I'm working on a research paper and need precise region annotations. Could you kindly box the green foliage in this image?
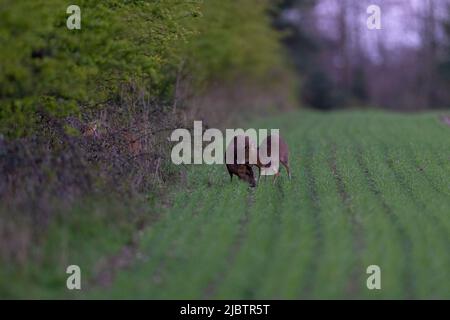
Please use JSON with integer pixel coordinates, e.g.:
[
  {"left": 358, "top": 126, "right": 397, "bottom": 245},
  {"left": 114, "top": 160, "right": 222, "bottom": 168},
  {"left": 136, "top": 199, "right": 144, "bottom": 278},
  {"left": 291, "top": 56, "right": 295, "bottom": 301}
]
[
  {"left": 0, "top": 0, "right": 200, "bottom": 137},
  {"left": 0, "top": 0, "right": 286, "bottom": 138},
  {"left": 185, "top": 0, "right": 285, "bottom": 84}
]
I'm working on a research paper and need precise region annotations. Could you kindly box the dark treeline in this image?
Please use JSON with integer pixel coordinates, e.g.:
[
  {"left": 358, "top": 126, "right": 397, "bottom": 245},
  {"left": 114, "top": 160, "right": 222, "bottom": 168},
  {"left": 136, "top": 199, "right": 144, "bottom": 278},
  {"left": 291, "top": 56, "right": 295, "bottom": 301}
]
[{"left": 276, "top": 0, "right": 450, "bottom": 110}]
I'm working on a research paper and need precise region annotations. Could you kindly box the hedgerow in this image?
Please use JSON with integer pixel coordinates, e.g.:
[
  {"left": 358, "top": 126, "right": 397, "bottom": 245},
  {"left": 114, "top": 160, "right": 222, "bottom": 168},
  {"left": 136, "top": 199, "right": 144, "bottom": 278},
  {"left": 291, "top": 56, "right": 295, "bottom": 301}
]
[{"left": 0, "top": 0, "right": 286, "bottom": 138}]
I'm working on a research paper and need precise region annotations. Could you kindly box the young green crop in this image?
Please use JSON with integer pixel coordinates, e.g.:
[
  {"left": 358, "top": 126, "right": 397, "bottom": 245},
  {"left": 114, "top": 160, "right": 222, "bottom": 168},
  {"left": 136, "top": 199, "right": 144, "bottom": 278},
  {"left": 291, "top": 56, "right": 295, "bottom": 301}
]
[{"left": 2, "top": 111, "right": 449, "bottom": 299}]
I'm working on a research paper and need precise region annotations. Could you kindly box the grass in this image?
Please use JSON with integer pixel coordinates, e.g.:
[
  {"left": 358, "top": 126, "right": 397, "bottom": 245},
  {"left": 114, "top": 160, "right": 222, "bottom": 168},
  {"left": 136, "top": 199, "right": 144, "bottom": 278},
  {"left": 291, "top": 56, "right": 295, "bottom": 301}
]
[
  {"left": 2, "top": 110, "right": 450, "bottom": 299},
  {"left": 0, "top": 197, "right": 153, "bottom": 298}
]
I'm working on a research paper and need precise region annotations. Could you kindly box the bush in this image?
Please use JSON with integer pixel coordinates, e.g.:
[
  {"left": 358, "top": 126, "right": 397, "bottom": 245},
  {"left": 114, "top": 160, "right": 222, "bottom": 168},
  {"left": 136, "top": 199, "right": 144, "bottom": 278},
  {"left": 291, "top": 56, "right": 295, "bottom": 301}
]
[
  {"left": 0, "top": 0, "right": 287, "bottom": 138},
  {"left": 0, "top": 0, "right": 199, "bottom": 138},
  {"left": 185, "top": 0, "right": 285, "bottom": 84}
]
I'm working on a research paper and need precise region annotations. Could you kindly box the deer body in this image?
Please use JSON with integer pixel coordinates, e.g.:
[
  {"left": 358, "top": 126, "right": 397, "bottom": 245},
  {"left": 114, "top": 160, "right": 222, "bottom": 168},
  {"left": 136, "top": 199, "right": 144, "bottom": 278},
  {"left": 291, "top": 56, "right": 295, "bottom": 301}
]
[
  {"left": 225, "top": 135, "right": 257, "bottom": 187},
  {"left": 256, "top": 134, "right": 291, "bottom": 181}
]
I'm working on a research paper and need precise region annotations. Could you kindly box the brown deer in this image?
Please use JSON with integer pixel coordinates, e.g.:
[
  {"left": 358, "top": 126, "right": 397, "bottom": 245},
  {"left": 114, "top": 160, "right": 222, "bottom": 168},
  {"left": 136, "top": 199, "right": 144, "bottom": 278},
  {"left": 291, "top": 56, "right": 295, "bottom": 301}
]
[
  {"left": 256, "top": 134, "right": 291, "bottom": 182},
  {"left": 83, "top": 121, "right": 99, "bottom": 139},
  {"left": 225, "top": 135, "right": 257, "bottom": 187}
]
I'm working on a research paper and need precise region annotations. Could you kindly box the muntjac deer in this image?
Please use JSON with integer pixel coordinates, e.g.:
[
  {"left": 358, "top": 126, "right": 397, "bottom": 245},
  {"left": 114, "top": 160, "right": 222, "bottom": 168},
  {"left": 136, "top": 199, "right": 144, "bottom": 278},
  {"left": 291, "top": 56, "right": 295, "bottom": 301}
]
[
  {"left": 83, "top": 121, "right": 99, "bottom": 139},
  {"left": 225, "top": 135, "right": 257, "bottom": 187},
  {"left": 256, "top": 134, "right": 291, "bottom": 182}
]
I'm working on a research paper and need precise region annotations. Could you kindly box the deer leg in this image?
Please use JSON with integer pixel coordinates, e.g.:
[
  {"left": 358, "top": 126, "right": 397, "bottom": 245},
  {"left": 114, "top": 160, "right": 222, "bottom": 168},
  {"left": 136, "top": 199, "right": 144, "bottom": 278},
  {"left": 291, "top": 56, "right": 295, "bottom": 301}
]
[
  {"left": 283, "top": 162, "right": 291, "bottom": 180},
  {"left": 272, "top": 172, "right": 279, "bottom": 184}
]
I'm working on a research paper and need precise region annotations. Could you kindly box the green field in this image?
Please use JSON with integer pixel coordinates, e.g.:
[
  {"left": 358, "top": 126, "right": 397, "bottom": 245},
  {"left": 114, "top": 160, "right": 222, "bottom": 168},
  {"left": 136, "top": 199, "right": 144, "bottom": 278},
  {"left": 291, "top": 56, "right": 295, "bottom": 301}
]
[
  {"left": 3, "top": 111, "right": 450, "bottom": 299},
  {"left": 87, "top": 111, "right": 449, "bottom": 299}
]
